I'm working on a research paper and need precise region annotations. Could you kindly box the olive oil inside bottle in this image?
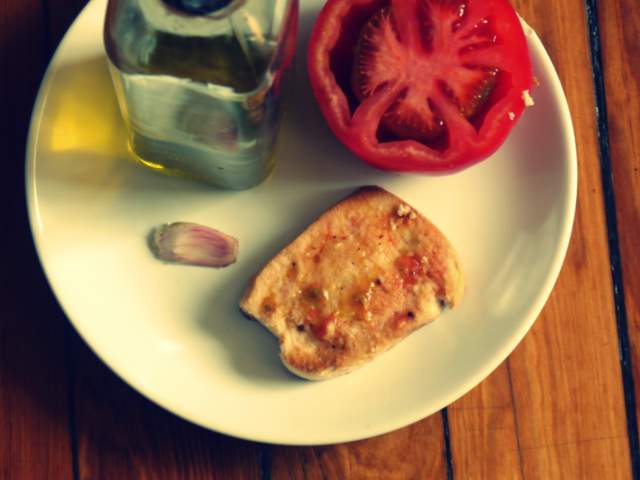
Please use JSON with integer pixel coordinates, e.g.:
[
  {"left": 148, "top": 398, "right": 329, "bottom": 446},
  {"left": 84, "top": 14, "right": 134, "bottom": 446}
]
[{"left": 104, "top": 0, "right": 297, "bottom": 189}]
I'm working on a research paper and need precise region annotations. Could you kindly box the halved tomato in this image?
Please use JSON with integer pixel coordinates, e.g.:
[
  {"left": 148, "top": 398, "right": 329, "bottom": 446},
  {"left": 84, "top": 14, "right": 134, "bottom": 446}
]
[{"left": 307, "top": 0, "right": 533, "bottom": 173}]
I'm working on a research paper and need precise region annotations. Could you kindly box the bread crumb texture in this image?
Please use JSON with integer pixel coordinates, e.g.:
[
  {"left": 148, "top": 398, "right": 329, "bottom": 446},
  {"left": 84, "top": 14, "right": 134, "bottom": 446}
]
[{"left": 240, "top": 186, "right": 465, "bottom": 380}]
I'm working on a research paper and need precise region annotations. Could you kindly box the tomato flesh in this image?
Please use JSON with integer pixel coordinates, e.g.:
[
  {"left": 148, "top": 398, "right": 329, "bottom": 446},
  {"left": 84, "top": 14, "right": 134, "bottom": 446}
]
[
  {"left": 308, "top": 0, "right": 533, "bottom": 173},
  {"left": 352, "top": 7, "right": 449, "bottom": 143}
]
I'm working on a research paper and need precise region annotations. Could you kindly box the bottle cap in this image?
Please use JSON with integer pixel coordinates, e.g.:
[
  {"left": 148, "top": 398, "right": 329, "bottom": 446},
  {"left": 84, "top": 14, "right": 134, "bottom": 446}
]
[{"left": 163, "top": 0, "right": 234, "bottom": 15}]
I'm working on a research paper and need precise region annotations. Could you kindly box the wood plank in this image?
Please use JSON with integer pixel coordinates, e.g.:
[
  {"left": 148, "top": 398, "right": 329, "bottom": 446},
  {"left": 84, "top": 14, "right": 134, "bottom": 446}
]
[
  {"left": 597, "top": 0, "right": 640, "bottom": 467},
  {"left": 512, "top": 290, "right": 630, "bottom": 478},
  {"left": 520, "top": 436, "right": 630, "bottom": 479},
  {"left": 40, "top": 2, "right": 264, "bottom": 479},
  {"left": 0, "top": 0, "right": 74, "bottom": 478},
  {"left": 507, "top": 0, "right": 631, "bottom": 477},
  {"left": 270, "top": 414, "right": 447, "bottom": 480},
  {"left": 448, "top": 363, "right": 522, "bottom": 479},
  {"left": 446, "top": 0, "right": 633, "bottom": 478},
  {"left": 72, "top": 334, "right": 263, "bottom": 480}
]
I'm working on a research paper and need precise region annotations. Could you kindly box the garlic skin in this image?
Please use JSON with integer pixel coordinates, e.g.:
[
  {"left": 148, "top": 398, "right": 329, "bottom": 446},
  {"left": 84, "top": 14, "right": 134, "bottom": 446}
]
[{"left": 151, "top": 222, "right": 238, "bottom": 268}]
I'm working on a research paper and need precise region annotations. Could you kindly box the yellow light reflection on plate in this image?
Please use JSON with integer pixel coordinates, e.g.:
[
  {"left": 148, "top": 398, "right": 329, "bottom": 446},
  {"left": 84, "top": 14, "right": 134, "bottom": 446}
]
[{"left": 46, "top": 56, "right": 128, "bottom": 158}]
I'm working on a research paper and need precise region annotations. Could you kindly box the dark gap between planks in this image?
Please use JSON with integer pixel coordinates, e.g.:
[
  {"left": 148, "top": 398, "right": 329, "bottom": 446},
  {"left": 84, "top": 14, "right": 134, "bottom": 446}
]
[
  {"left": 259, "top": 444, "right": 272, "bottom": 480},
  {"left": 441, "top": 409, "right": 454, "bottom": 480},
  {"left": 506, "top": 360, "right": 526, "bottom": 480},
  {"left": 585, "top": 0, "right": 640, "bottom": 477}
]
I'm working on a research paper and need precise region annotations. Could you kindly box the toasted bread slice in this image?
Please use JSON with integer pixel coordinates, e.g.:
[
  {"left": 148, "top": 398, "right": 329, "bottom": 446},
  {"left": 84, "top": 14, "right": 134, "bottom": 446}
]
[{"left": 240, "top": 186, "right": 464, "bottom": 380}]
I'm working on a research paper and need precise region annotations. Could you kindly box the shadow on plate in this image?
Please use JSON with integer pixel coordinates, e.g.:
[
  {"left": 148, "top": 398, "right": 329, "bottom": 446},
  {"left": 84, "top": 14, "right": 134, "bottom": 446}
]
[{"left": 272, "top": 7, "right": 402, "bottom": 189}]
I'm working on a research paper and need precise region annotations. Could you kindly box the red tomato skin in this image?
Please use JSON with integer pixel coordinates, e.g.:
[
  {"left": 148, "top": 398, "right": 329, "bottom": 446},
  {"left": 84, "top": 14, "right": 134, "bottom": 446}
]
[{"left": 307, "top": 0, "right": 534, "bottom": 173}]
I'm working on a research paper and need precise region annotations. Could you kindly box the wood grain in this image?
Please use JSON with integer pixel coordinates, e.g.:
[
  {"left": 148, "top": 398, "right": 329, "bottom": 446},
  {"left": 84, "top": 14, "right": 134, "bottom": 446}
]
[
  {"left": 448, "top": 363, "right": 522, "bottom": 479},
  {"left": 598, "top": 0, "right": 640, "bottom": 457},
  {"left": 270, "top": 414, "right": 447, "bottom": 480},
  {"left": 446, "top": 0, "right": 634, "bottom": 478},
  {"left": 0, "top": 0, "right": 73, "bottom": 479},
  {"left": 509, "top": 0, "right": 630, "bottom": 476},
  {"left": 72, "top": 333, "right": 263, "bottom": 480}
]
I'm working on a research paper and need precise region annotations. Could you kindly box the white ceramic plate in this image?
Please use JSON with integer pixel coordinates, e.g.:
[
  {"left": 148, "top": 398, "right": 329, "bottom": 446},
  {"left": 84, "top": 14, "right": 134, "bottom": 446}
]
[{"left": 27, "top": 0, "right": 576, "bottom": 445}]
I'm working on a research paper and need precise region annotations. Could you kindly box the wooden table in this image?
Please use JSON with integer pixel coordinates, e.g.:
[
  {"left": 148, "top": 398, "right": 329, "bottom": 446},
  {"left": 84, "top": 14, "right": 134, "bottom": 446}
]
[{"left": 2, "top": 0, "right": 639, "bottom": 478}]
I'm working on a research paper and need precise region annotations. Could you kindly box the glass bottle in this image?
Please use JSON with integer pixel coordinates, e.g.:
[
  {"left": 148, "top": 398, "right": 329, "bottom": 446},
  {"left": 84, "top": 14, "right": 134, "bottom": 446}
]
[{"left": 104, "top": 0, "right": 298, "bottom": 189}]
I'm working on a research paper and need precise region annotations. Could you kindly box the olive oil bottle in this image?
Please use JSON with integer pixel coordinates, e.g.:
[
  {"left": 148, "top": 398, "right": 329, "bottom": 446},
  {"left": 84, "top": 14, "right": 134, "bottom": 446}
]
[{"left": 104, "top": 0, "right": 298, "bottom": 189}]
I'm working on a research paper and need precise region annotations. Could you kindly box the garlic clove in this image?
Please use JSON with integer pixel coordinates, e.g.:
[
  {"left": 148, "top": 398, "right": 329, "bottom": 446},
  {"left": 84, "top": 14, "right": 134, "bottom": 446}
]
[{"left": 150, "top": 222, "right": 238, "bottom": 268}]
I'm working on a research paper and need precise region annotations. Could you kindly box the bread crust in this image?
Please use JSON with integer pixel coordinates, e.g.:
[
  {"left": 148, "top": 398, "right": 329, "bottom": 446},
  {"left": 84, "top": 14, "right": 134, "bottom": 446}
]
[{"left": 240, "top": 186, "right": 464, "bottom": 380}]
